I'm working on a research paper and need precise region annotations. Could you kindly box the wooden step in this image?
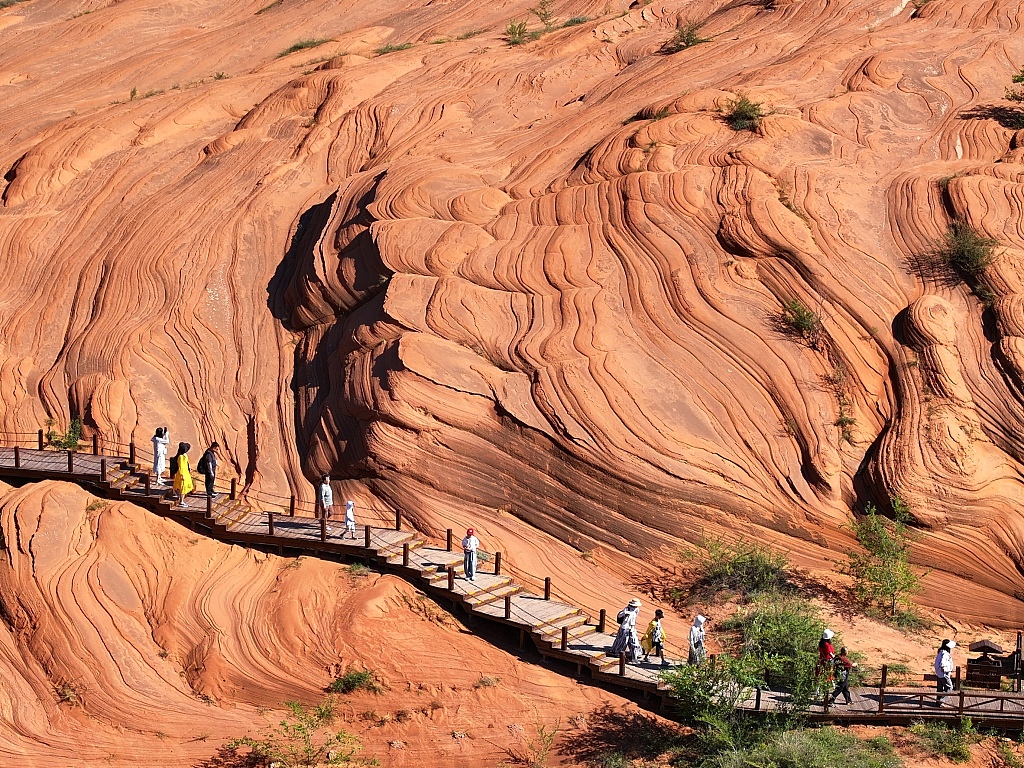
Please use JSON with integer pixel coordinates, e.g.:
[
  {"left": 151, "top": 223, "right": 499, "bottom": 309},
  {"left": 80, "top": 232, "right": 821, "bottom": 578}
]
[{"left": 464, "top": 582, "right": 522, "bottom": 608}]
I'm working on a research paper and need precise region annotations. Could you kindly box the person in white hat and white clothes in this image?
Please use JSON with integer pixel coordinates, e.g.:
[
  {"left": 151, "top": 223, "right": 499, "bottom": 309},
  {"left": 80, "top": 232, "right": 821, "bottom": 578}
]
[
  {"left": 934, "top": 639, "right": 956, "bottom": 705},
  {"left": 344, "top": 500, "right": 356, "bottom": 539}
]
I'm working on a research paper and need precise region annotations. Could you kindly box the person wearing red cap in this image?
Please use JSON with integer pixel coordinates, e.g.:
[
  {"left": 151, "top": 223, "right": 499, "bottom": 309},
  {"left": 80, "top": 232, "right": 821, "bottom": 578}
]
[{"left": 461, "top": 527, "right": 480, "bottom": 581}]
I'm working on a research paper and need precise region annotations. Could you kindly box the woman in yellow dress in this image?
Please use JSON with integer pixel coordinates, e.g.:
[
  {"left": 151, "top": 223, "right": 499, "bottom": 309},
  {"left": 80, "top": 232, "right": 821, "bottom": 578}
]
[{"left": 170, "top": 442, "right": 194, "bottom": 507}]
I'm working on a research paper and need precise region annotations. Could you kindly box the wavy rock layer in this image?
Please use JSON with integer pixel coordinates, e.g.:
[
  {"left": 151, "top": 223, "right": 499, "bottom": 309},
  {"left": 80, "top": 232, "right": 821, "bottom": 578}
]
[
  {"left": 0, "top": 480, "right": 625, "bottom": 766},
  {"left": 3, "top": 0, "right": 1024, "bottom": 622}
]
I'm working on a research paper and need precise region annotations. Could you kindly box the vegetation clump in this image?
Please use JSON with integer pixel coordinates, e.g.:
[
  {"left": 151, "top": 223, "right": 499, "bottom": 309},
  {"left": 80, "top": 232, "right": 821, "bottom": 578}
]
[
  {"left": 375, "top": 42, "right": 413, "bottom": 55},
  {"left": 530, "top": 0, "right": 556, "bottom": 29},
  {"left": 724, "top": 95, "right": 765, "bottom": 131},
  {"left": 940, "top": 219, "right": 998, "bottom": 279},
  {"left": 228, "top": 700, "right": 363, "bottom": 767},
  {"left": 680, "top": 537, "right": 790, "bottom": 600},
  {"left": 326, "top": 669, "right": 383, "bottom": 694},
  {"left": 506, "top": 19, "right": 531, "bottom": 45},
  {"left": 708, "top": 727, "right": 901, "bottom": 768},
  {"left": 841, "top": 497, "right": 924, "bottom": 624},
  {"left": 47, "top": 417, "right": 83, "bottom": 450},
  {"left": 662, "top": 21, "right": 711, "bottom": 53},
  {"left": 779, "top": 298, "right": 823, "bottom": 347},
  {"left": 908, "top": 718, "right": 980, "bottom": 763},
  {"left": 562, "top": 16, "right": 590, "bottom": 27},
  {"left": 278, "top": 39, "right": 332, "bottom": 58}
]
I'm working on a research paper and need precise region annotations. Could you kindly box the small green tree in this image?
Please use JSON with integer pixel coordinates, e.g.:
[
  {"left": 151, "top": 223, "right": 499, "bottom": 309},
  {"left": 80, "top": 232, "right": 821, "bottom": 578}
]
[
  {"left": 842, "top": 498, "right": 923, "bottom": 620},
  {"left": 229, "top": 700, "right": 362, "bottom": 767},
  {"left": 506, "top": 19, "right": 529, "bottom": 45},
  {"left": 530, "top": 0, "right": 556, "bottom": 29}
]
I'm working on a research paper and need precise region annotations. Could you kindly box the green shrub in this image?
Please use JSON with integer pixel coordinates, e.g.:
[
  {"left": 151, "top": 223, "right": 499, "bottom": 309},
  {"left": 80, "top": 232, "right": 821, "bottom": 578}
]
[
  {"left": 0, "top": 0, "right": 29, "bottom": 9},
  {"left": 563, "top": 16, "right": 590, "bottom": 27},
  {"left": 708, "top": 726, "right": 902, "bottom": 768},
  {"left": 661, "top": 653, "right": 763, "bottom": 730},
  {"left": 228, "top": 699, "right": 361, "bottom": 767},
  {"left": 457, "top": 29, "right": 483, "bottom": 39},
  {"left": 255, "top": 0, "right": 281, "bottom": 13},
  {"left": 375, "top": 42, "right": 413, "bottom": 55},
  {"left": 725, "top": 95, "right": 765, "bottom": 131},
  {"left": 841, "top": 498, "right": 923, "bottom": 621},
  {"left": 909, "top": 718, "right": 980, "bottom": 763},
  {"left": 278, "top": 39, "right": 331, "bottom": 58},
  {"left": 662, "top": 21, "right": 711, "bottom": 53},
  {"left": 1013, "top": 67, "right": 1024, "bottom": 84},
  {"left": 682, "top": 537, "right": 790, "bottom": 599},
  {"left": 941, "top": 220, "right": 998, "bottom": 278},
  {"left": 779, "top": 298, "right": 822, "bottom": 345},
  {"left": 720, "top": 592, "right": 827, "bottom": 704},
  {"left": 530, "top": 0, "right": 556, "bottom": 29},
  {"left": 474, "top": 675, "right": 500, "bottom": 688},
  {"left": 47, "top": 417, "right": 83, "bottom": 450},
  {"left": 326, "top": 669, "right": 382, "bottom": 694},
  {"left": 506, "top": 19, "right": 529, "bottom": 45}
]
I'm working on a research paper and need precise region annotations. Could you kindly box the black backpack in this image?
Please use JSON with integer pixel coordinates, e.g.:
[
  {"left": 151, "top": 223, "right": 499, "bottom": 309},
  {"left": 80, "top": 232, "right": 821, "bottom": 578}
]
[{"left": 196, "top": 452, "right": 209, "bottom": 475}]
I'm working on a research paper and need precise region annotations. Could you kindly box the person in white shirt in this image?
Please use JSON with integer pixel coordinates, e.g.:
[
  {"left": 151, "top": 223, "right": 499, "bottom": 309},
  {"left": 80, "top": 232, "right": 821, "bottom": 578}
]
[
  {"left": 934, "top": 639, "right": 956, "bottom": 706},
  {"left": 461, "top": 527, "right": 480, "bottom": 581},
  {"left": 318, "top": 476, "right": 334, "bottom": 520},
  {"left": 151, "top": 427, "right": 170, "bottom": 485},
  {"left": 345, "top": 500, "right": 356, "bottom": 539}
]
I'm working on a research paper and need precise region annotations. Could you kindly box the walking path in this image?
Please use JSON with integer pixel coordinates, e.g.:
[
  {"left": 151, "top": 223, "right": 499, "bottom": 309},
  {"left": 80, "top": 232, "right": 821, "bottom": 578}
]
[{"left": 3, "top": 435, "right": 1024, "bottom": 725}]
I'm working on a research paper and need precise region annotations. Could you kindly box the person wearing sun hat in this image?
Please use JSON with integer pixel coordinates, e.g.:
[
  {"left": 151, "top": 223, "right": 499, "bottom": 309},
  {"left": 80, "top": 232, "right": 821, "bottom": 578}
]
[
  {"left": 461, "top": 527, "right": 480, "bottom": 581},
  {"left": 611, "top": 598, "right": 643, "bottom": 662},
  {"left": 934, "top": 639, "right": 956, "bottom": 706},
  {"left": 816, "top": 628, "right": 837, "bottom": 694},
  {"left": 688, "top": 614, "right": 707, "bottom": 666}
]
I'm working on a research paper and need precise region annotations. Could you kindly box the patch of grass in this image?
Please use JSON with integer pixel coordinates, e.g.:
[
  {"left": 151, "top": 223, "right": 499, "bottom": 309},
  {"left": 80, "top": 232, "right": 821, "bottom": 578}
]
[
  {"left": 562, "top": 16, "right": 590, "bottom": 27},
  {"left": 505, "top": 718, "right": 560, "bottom": 768},
  {"left": 680, "top": 536, "right": 790, "bottom": 600},
  {"left": 708, "top": 726, "right": 902, "bottom": 768},
  {"left": 85, "top": 500, "right": 107, "bottom": 513},
  {"left": 779, "top": 298, "right": 822, "bottom": 347},
  {"left": 0, "top": 0, "right": 29, "bottom": 10},
  {"left": 430, "top": 37, "right": 451, "bottom": 44},
  {"left": 214, "top": 72, "right": 229, "bottom": 80},
  {"left": 506, "top": 19, "right": 530, "bottom": 46},
  {"left": 326, "top": 669, "right": 383, "bottom": 694},
  {"left": 47, "top": 417, "right": 83, "bottom": 450},
  {"left": 909, "top": 718, "right": 980, "bottom": 763},
  {"left": 348, "top": 562, "right": 369, "bottom": 577},
  {"left": 376, "top": 42, "right": 413, "bottom": 55},
  {"left": 54, "top": 680, "right": 84, "bottom": 706},
  {"left": 474, "top": 675, "right": 500, "bottom": 688},
  {"left": 724, "top": 95, "right": 765, "bottom": 131},
  {"left": 661, "top": 21, "right": 711, "bottom": 53},
  {"left": 142, "top": 89, "right": 164, "bottom": 99},
  {"left": 998, "top": 740, "right": 1024, "bottom": 768},
  {"left": 940, "top": 219, "right": 999, "bottom": 278},
  {"left": 936, "top": 172, "right": 963, "bottom": 189},
  {"left": 228, "top": 699, "right": 362, "bottom": 767},
  {"left": 457, "top": 29, "right": 484, "bottom": 39},
  {"left": 278, "top": 38, "right": 331, "bottom": 58},
  {"left": 255, "top": 0, "right": 281, "bottom": 13}
]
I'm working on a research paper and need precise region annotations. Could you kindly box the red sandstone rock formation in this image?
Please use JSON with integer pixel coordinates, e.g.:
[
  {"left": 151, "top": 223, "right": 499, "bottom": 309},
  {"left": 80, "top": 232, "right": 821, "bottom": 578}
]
[{"left": 2, "top": 0, "right": 1024, "bottom": 622}]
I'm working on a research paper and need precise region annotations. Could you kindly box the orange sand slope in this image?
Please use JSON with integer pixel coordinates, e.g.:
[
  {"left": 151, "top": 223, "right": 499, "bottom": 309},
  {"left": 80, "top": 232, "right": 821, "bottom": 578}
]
[
  {"left": 2, "top": 0, "right": 1024, "bottom": 622},
  {"left": 0, "top": 480, "right": 634, "bottom": 767}
]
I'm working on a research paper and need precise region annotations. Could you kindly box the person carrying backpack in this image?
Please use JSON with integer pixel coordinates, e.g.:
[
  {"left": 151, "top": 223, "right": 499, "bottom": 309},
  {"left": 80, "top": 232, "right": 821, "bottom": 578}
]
[
  {"left": 828, "top": 647, "right": 857, "bottom": 705},
  {"left": 196, "top": 442, "right": 219, "bottom": 497},
  {"left": 641, "top": 609, "right": 669, "bottom": 666}
]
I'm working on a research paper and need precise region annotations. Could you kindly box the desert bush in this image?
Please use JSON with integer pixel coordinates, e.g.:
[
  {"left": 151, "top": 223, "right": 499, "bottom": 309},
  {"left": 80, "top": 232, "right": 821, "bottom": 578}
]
[
  {"left": 841, "top": 498, "right": 923, "bottom": 621},
  {"left": 506, "top": 20, "right": 532, "bottom": 45},
  {"left": 563, "top": 16, "right": 590, "bottom": 27},
  {"left": 908, "top": 718, "right": 980, "bottom": 763},
  {"left": 661, "top": 21, "right": 711, "bottom": 53},
  {"left": 229, "top": 700, "right": 361, "bottom": 767},
  {"left": 375, "top": 42, "right": 413, "bottom": 55},
  {"left": 278, "top": 39, "right": 331, "bottom": 57},
  {"left": 681, "top": 537, "right": 790, "bottom": 599},
  {"left": 475, "top": 675, "right": 500, "bottom": 688},
  {"left": 457, "top": 29, "right": 483, "bottom": 39},
  {"left": 47, "top": 417, "right": 83, "bottom": 450},
  {"left": 708, "top": 726, "right": 902, "bottom": 768},
  {"left": 530, "top": 0, "right": 556, "bottom": 29},
  {"left": 326, "top": 669, "right": 382, "bottom": 694},
  {"left": 725, "top": 95, "right": 765, "bottom": 130},
  {"left": 779, "top": 299, "right": 822, "bottom": 346},
  {"left": 940, "top": 219, "right": 998, "bottom": 278},
  {"left": 505, "top": 718, "right": 560, "bottom": 768}
]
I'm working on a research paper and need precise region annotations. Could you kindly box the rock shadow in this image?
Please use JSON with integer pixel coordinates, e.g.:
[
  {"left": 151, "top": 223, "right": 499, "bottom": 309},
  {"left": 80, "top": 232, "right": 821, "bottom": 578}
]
[
  {"left": 192, "top": 746, "right": 264, "bottom": 768},
  {"left": 559, "top": 705, "right": 689, "bottom": 765},
  {"left": 959, "top": 104, "right": 1024, "bottom": 130}
]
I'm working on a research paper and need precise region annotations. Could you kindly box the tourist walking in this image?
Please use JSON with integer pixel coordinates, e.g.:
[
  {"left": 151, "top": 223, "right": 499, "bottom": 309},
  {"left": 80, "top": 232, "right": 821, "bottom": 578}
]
[
  {"left": 344, "top": 500, "right": 356, "bottom": 539},
  {"left": 816, "top": 628, "right": 836, "bottom": 693},
  {"left": 151, "top": 427, "right": 170, "bottom": 485},
  {"left": 318, "top": 476, "right": 334, "bottom": 520},
  {"left": 197, "top": 442, "right": 219, "bottom": 497},
  {"left": 462, "top": 527, "right": 479, "bottom": 581},
  {"left": 641, "top": 609, "right": 669, "bottom": 666},
  {"left": 611, "top": 598, "right": 642, "bottom": 663},
  {"left": 828, "top": 647, "right": 858, "bottom": 706},
  {"left": 934, "top": 639, "right": 956, "bottom": 706},
  {"left": 688, "top": 614, "right": 707, "bottom": 665},
  {"left": 170, "top": 442, "right": 193, "bottom": 507}
]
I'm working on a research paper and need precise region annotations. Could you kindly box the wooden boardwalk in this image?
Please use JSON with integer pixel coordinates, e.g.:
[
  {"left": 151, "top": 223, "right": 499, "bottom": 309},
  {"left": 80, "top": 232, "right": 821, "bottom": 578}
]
[{"left": 4, "top": 438, "right": 1024, "bottom": 725}]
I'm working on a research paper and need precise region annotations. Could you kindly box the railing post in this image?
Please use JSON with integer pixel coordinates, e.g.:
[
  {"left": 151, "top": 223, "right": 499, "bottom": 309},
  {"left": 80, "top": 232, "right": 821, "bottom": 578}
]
[
  {"left": 364, "top": 524, "right": 371, "bottom": 548},
  {"left": 598, "top": 609, "right": 607, "bottom": 633},
  {"left": 206, "top": 493, "right": 213, "bottom": 517},
  {"left": 37, "top": 429, "right": 43, "bottom": 450},
  {"left": 878, "top": 664, "right": 888, "bottom": 714},
  {"left": 544, "top": 577, "right": 551, "bottom": 600},
  {"left": 954, "top": 665, "right": 961, "bottom": 690},
  {"left": 67, "top": 450, "right": 74, "bottom": 474},
  {"left": 504, "top": 593, "right": 512, "bottom": 620},
  {"left": 13, "top": 446, "right": 20, "bottom": 469},
  {"left": 289, "top": 495, "right": 296, "bottom": 517},
  {"left": 230, "top": 478, "right": 237, "bottom": 500},
  {"left": 92, "top": 434, "right": 98, "bottom": 455},
  {"left": 320, "top": 516, "right": 327, "bottom": 542},
  {"left": 958, "top": 688, "right": 965, "bottom": 716},
  {"left": 448, "top": 567, "right": 455, "bottom": 591},
  {"left": 494, "top": 551, "right": 502, "bottom": 575},
  {"left": 144, "top": 473, "right": 151, "bottom": 494},
  {"left": 100, "top": 458, "right": 107, "bottom": 481},
  {"left": 268, "top": 511, "right": 275, "bottom": 535},
  {"left": 754, "top": 687, "right": 762, "bottom": 711},
  {"left": 561, "top": 626, "right": 568, "bottom": 651},
  {"left": 446, "top": 529, "right": 453, "bottom": 552},
  {"left": 619, "top": 652, "right": 626, "bottom": 676},
  {"left": 403, "top": 542, "right": 410, "bottom": 567},
  {"left": 129, "top": 442, "right": 136, "bottom": 467},
  {"left": 395, "top": 510, "right": 401, "bottom": 530}
]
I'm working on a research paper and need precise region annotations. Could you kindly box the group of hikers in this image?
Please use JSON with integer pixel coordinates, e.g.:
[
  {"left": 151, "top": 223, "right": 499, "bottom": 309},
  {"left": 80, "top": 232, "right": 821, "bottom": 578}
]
[
  {"left": 151, "top": 427, "right": 220, "bottom": 508},
  {"left": 609, "top": 598, "right": 705, "bottom": 668}
]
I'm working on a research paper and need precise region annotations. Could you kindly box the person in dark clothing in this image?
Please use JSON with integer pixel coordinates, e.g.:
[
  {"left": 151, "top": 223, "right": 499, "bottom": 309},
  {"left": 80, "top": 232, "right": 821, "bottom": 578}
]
[
  {"left": 197, "top": 442, "right": 219, "bottom": 497},
  {"left": 828, "top": 647, "right": 858, "bottom": 706}
]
